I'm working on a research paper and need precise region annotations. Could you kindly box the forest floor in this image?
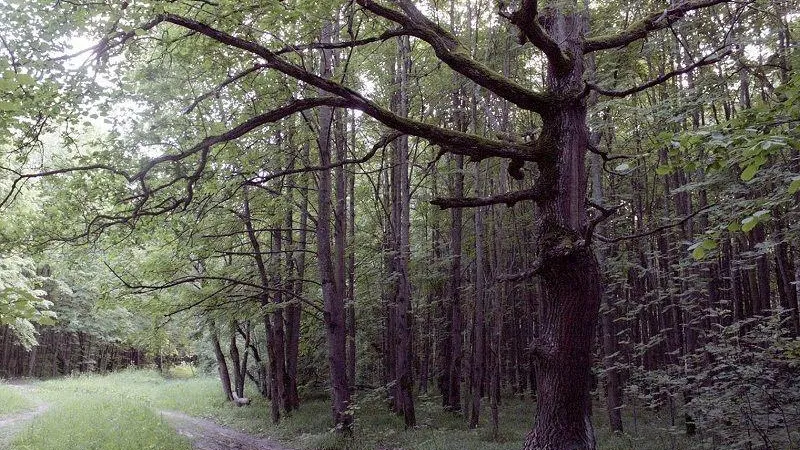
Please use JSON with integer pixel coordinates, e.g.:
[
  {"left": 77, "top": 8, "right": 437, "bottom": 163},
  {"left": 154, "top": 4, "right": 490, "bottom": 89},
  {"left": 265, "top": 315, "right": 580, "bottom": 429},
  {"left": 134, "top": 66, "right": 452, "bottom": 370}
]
[{"left": 0, "top": 369, "right": 699, "bottom": 450}]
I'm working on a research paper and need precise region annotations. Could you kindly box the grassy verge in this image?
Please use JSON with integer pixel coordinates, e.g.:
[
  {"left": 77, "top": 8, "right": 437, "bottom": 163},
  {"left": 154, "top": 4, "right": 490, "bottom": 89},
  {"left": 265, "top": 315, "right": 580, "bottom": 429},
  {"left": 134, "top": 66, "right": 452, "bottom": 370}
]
[
  {"left": 7, "top": 370, "right": 698, "bottom": 450},
  {"left": 0, "top": 384, "right": 32, "bottom": 415}
]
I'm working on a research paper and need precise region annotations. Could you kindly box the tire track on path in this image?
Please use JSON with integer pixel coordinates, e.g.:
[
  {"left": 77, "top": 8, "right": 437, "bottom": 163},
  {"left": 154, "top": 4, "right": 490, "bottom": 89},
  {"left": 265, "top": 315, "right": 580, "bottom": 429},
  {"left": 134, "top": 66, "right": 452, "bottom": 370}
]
[{"left": 159, "top": 410, "right": 296, "bottom": 450}]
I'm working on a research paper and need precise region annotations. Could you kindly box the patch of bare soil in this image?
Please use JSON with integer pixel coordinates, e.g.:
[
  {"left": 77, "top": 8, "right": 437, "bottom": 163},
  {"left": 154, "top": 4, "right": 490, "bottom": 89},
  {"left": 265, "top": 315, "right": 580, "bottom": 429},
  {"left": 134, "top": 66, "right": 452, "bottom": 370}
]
[{"left": 159, "top": 410, "right": 296, "bottom": 450}]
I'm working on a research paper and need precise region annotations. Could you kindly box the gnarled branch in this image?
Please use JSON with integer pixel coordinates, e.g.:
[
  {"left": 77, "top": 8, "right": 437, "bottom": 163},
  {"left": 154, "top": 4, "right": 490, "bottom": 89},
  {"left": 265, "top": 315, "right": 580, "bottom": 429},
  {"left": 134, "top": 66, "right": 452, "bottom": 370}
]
[{"left": 497, "top": 257, "right": 544, "bottom": 282}]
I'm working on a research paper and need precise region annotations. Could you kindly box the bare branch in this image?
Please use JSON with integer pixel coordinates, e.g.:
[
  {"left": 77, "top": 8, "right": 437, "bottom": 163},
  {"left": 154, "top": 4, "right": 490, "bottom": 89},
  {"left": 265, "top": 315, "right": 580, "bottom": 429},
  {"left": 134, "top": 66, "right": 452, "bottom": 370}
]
[
  {"left": 273, "top": 28, "right": 408, "bottom": 56},
  {"left": 131, "top": 97, "right": 350, "bottom": 182},
  {"left": 0, "top": 164, "right": 128, "bottom": 210},
  {"left": 588, "top": 49, "right": 731, "bottom": 97},
  {"left": 431, "top": 187, "right": 543, "bottom": 209},
  {"left": 106, "top": 264, "right": 326, "bottom": 315},
  {"left": 183, "top": 64, "right": 267, "bottom": 114},
  {"left": 597, "top": 204, "right": 716, "bottom": 243},
  {"left": 587, "top": 142, "right": 629, "bottom": 163},
  {"left": 246, "top": 132, "right": 401, "bottom": 186},
  {"left": 584, "top": 0, "right": 732, "bottom": 53},
  {"left": 585, "top": 200, "right": 621, "bottom": 246}
]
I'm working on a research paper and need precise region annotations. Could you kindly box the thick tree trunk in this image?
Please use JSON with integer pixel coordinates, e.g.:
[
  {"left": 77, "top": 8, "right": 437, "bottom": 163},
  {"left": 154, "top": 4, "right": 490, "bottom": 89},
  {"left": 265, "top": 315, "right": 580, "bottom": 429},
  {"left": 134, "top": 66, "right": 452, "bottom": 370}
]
[{"left": 524, "top": 11, "right": 601, "bottom": 450}]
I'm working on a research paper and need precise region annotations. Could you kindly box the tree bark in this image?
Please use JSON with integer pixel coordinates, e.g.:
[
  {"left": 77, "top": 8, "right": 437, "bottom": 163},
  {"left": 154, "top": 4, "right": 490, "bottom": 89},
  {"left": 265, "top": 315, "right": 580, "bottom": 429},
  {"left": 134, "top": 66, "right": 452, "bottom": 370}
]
[{"left": 524, "top": 11, "right": 602, "bottom": 450}]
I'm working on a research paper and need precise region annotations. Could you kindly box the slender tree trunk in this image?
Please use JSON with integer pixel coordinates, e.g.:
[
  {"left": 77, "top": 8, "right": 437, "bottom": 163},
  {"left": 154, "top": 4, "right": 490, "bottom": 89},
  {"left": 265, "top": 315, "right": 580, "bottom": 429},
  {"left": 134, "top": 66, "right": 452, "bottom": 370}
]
[
  {"left": 391, "top": 34, "right": 416, "bottom": 428},
  {"left": 446, "top": 151, "right": 465, "bottom": 412},
  {"left": 591, "top": 151, "right": 623, "bottom": 433},
  {"left": 346, "top": 115, "right": 357, "bottom": 391},
  {"left": 272, "top": 227, "right": 289, "bottom": 413},
  {"left": 211, "top": 323, "right": 234, "bottom": 402},
  {"left": 469, "top": 162, "right": 486, "bottom": 429},
  {"left": 286, "top": 148, "right": 309, "bottom": 410},
  {"left": 318, "top": 19, "right": 351, "bottom": 430},
  {"left": 242, "top": 188, "right": 282, "bottom": 423},
  {"left": 229, "top": 321, "right": 245, "bottom": 399}
]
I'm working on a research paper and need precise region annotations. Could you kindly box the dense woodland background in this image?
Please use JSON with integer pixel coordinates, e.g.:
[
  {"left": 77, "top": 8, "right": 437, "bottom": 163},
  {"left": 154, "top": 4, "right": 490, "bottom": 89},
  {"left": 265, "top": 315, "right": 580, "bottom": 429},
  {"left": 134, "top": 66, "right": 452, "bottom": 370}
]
[{"left": 1, "top": 0, "right": 799, "bottom": 449}]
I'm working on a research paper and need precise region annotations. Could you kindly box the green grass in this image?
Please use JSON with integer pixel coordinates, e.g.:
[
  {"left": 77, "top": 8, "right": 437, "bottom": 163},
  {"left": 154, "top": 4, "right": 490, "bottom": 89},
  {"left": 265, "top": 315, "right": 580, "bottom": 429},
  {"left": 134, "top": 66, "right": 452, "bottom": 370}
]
[
  {"left": 9, "top": 372, "right": 191, "bottom": 450},
  {"left": 0, "top": 384, "right": 32, "bottom": 415},
  {"left": 6, "top": 370, "right": 699, "bottom": 450},
  {"left": 165, "top": 363, "right": 197, "bottom": 379}
]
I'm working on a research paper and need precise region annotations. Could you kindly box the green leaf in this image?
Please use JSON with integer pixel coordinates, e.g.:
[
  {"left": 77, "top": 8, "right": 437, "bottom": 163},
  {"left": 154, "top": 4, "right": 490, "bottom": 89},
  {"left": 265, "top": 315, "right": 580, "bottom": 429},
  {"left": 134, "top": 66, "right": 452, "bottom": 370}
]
[
  {"left": 741, "top": 216, "right": 757, "bottom": 233},
  {"left": 701, "top": 239, "right": 718, "bottom": 250},
  {"left": 0, "top": 77, "right": 15, "bottom": 90},
  {"left": 0, "top": 100, "right": 20, "bottom": 112},
  {"left": 16, "top": 73, "right": 35, "bottom": 85},
  {"left": 741, "top": 164, "right": 758, "bottom": 181},
  {"left": 655, "top": 165, "right": 672, "bottom": 176},
  {"left": 752, "top": 209, "right": 770, "bottom": 219},
  {"left": 689, "top": 239, "right": 717, "bottom": 260},
  {"left": 789, "top": 176, "right": 800, "bottom": 195},
  {"left": 740, "top": 163, "right": 759, "bottom": 181}
]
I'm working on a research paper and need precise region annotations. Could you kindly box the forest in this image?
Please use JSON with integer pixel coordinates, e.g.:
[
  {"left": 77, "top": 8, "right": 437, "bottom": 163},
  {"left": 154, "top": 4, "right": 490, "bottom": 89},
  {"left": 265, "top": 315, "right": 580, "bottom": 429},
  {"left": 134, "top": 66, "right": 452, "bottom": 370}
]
[{"left": 0, "top": 0, "right": 798, "bottom": 449}]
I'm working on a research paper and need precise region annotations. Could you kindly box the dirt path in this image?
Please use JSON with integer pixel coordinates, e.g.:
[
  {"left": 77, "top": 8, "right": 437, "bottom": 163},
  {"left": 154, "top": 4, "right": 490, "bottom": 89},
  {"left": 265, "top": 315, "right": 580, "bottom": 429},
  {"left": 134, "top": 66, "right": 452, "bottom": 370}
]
[
  {"left": 0, "top": 385, "right": 50, "bottom": 447},
  {"left": 159, "top": 410, "right": 296, "bottom": 450}
]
